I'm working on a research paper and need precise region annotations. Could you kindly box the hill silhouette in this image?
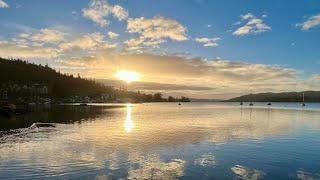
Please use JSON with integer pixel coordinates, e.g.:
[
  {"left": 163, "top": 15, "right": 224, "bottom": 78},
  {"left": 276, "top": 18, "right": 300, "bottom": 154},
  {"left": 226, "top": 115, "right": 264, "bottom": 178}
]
[
  {"left": 0, "top": 57, "right": 114, "bottom": 98},
  {"left": 227, "top": 91, "right": 320, "bottom": 102}
]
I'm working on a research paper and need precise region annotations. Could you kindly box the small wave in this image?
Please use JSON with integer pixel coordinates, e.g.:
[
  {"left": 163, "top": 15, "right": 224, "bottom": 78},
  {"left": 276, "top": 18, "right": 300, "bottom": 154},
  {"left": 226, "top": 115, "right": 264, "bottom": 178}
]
[
  {"left": 0, "top": 122, "right": 58, "bottom": 143},
  {"left": 28, "top": 122, "right": 56, "bottom": 129}
]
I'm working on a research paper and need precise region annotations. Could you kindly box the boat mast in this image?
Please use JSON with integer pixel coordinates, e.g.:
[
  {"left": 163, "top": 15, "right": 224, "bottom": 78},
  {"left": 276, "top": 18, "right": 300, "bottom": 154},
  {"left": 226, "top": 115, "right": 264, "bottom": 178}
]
[
  {"left": 249, "top": 90, "right": 253, "bottom": 106},
  {"left": 301, "top": 91, "right": 306, "bottom": 106}
]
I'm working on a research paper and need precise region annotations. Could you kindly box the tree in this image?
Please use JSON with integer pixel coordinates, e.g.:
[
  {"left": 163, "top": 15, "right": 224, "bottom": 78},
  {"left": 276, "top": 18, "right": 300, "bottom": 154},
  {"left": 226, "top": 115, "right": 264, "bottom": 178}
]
[
  {"left": 153, "top": 93, "right": 163, "bottom": 102},
  {"left": 168, "top": 96, "right": 175, "bottom": 102},
  {"left": 180, "top": 96, "right": 190, "bottom": 102}
]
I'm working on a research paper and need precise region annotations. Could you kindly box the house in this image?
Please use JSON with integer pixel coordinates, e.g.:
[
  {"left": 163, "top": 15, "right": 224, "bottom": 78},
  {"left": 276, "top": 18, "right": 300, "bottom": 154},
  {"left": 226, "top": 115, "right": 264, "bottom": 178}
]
[
  {"left": 40, "top": 86, "right": 48, "bottom": 94},
  {"left": 0, "top": 89, "right": 8, "bottom": 99}
]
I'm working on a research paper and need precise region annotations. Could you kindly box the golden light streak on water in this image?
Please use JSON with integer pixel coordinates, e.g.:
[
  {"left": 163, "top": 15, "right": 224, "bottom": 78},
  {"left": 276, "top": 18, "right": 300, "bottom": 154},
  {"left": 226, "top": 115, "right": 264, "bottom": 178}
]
[{"left": 124, "top": 104, "right": 134, "bottom": 133}]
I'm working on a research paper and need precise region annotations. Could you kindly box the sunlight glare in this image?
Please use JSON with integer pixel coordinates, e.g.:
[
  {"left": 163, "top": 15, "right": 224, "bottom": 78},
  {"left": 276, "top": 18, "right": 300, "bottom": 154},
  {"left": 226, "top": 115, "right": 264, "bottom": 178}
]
[
  {"left": 116, "top": 70, "right": 141, "bottom": 82},
  {"left": 124, "top": 104, "right": 134, "bottom": 133}
]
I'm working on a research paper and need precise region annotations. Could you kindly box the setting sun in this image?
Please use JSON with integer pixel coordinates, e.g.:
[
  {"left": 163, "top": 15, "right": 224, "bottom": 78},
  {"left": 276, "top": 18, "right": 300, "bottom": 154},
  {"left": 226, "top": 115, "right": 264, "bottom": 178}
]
[{"left": 116, "top": 70, "right": 141, "bottom": 82}]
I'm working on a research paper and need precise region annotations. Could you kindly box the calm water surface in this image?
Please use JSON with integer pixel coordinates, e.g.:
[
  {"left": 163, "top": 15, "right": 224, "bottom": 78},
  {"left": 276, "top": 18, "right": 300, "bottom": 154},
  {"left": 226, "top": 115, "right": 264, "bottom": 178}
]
[{"left": 0, "top": 102, "right": 320, "bottom": 179}]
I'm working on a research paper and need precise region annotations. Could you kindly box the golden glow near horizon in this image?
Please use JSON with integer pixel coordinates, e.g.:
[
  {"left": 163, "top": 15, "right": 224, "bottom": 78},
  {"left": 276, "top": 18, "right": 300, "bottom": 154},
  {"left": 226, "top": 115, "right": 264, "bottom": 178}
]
[
  {"left": 124, "top": 104, "right": 134, "bottom": 133},
  {"left": 116, "top": 70, "right": 141, "bottom": 82}
]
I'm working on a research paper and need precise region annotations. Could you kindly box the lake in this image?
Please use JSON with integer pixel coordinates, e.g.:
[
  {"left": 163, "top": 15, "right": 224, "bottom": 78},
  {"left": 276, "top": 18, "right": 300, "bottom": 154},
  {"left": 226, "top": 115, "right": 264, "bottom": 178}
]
[{"left": 0, "top": 102, "right": 320, "bottom": 179}]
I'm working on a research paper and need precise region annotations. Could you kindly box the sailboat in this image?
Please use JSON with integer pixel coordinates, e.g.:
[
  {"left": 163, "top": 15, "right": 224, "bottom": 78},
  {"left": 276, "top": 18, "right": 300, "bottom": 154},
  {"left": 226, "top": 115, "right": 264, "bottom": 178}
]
[
  {"left": 249, "top": 91, "right": 253, "bottom": 106},
  {"left": 301, "top": 91, "right": 306, "bottom": 107},
  {"left": 267, "top": 98, "right": 272, "bottom": 106},
  {"left": 240, "top": 93, "right": 243, "bottom": 105}
]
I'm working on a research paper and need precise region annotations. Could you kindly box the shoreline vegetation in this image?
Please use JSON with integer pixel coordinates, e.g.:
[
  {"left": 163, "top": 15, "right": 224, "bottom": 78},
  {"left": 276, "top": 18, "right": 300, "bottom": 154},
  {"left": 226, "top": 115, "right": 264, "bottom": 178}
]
[
  {"left": 0, "top": 57, "right": 319, "bottom": 113},
  {"left": 0, "top": 57, "right": 190, "bottom": 107}
]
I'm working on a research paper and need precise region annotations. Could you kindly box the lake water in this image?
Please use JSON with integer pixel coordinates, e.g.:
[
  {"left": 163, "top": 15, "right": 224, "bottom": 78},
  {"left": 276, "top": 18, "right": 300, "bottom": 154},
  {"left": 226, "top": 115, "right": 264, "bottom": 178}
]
[{"left": 0, "top": 102, "right": 320, "bottom": 179}]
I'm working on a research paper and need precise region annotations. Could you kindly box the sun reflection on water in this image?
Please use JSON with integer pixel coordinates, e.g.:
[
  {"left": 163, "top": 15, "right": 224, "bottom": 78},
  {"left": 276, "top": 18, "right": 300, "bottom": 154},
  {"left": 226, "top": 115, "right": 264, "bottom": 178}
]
[{"left": 124, "top": 104, "right": 134, "bottom": 133}]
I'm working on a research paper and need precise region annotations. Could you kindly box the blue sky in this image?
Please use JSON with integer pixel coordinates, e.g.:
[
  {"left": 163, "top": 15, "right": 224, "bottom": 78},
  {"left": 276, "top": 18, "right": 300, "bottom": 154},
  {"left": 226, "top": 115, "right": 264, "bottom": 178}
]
[{"left": 0, "top": 0, "right": 319, "bottom": 98}]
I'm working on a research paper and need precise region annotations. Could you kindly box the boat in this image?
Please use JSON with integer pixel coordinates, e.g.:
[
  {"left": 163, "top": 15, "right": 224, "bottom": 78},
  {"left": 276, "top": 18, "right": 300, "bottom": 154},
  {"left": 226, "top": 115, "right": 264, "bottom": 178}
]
[
  {"left": 80, "top": 103, "right": 88, "bottom": 106},
  {"left": 267, "top": 102, "right": 272, "bottom": 106},
  {"left": 240, "top": 102, "right": 243, "bottom": 105},
  {"left": 178, "top": 103, "right": 181, "bottom": 106},
  {"left": 301, "top": 91, "right": 306, "bottom": 107},
  {"left": 1, "top": 104, "right": 17, "bottom": 117},
  {"left": 28, "top": 102, "right": 36, "bottom": 106},
  {"left": 249, "top": 91, "right": 253, "bottom": 106}
]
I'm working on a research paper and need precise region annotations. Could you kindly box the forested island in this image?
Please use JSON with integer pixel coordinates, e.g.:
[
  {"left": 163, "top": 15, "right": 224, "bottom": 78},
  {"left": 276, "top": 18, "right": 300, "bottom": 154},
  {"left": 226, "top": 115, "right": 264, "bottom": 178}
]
[{"left": 0, "top": 57, "right": 190, "bottom": 104}]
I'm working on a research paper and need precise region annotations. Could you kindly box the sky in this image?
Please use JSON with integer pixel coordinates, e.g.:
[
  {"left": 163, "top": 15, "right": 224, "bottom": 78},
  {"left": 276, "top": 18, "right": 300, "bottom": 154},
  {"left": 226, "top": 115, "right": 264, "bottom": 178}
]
[{"left": 0, "top": 0, "right": 319, "bottom": 99}]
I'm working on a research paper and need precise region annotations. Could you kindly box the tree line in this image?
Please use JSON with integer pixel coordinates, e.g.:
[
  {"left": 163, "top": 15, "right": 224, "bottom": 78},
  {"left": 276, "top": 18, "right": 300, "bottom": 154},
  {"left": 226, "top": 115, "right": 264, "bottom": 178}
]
[{"left": 0, "top": 57, "right": 190, "bottom": 102}]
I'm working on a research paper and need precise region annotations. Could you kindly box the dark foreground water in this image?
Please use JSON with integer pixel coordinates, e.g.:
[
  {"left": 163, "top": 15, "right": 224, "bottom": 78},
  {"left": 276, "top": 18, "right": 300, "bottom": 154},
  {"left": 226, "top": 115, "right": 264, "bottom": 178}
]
[{"left": 0, "top": 102, "right": 320, "bottom": 180}]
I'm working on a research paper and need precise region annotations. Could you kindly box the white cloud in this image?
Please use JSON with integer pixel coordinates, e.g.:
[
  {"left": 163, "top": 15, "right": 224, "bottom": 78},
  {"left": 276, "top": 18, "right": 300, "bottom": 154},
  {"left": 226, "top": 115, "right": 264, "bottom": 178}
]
[
  {"left": 195, "top": 37, "right": 221, "bottom": 47},
  {"left": 82, "top": 0, "right": 128, "bottom": 27},
  {"left": 142, "top": 39, "right": 166, "bottom": 47},
  {"left": 59, "top": 32, "right": 115, "bottom": 51},
  {"left": 14, "top": 29, "right": 66, "bottom": 47},
  {"left": 18, "top": 33, "right": 30, "bottom": 38},
  {"left": 241, "top": 13, "right": 255, "bottom": 20},
  {"left": 11, "top": 38, "right": 28, "bottom": 45},
  {"left": 112, "top": 5, "right": 128, "bottom": 21},
  {"left": 233, "top": 13, "right": 271, "bottom": 36},
  {"left": 107, "top": 31, "right": 119, "bottom": 39},
  {"left": 126, "top": 16, "right": 188, "bottom": 49},
  {"left": 30, "top": 29, "right": 66, "bottom": 43},
  {"left": 123, "top": 37, "right": 144, "bottom": 50},
  {"left": 311, "top": 74, "right": 320, "bottom": 82},
  {"left": 297, "top": 14, "right": 320, "bottom": 30},
  {"left": 0, "top": 0, "right": 9, "bottom": 8},
  {"left": 127, "top": 16, "right": 188, "bottom": 41},
  {"left": 0, "top": 41, "right": 59, "bottom": 58},
  {"left": 0, "top": 25, "right": 118, "bottom": 60},
  {"left": 32, "top": 42, "right": 44, "bottom": 47}
]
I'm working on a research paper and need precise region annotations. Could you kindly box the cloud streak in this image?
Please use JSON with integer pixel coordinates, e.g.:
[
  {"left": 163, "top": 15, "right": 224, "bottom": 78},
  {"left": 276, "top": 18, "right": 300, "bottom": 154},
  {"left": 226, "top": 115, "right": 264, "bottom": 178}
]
[
  {"left": 233, "top": 13, "right": 271, "bottom": 36},
  {"left": 107, "top": 31, "right": 119, "bottom": 39},
  {"left": 28, "top": 29, "right": 66, "bottom": 44},
  {"left": 59, "top": 32, "right": 116, "bottom": 52},
  {"left": 297, "top": 13, "right": 320, "bottom": 30},
  {"left": 195, "top": 37, "right": 221, "bottom": 47}
]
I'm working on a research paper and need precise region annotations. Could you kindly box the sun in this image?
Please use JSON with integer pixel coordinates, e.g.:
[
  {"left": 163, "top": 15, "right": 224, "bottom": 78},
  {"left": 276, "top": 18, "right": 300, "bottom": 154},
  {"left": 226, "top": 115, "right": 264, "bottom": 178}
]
[{"left": 116, "top": 70, "right": 141, "bottom": 82}]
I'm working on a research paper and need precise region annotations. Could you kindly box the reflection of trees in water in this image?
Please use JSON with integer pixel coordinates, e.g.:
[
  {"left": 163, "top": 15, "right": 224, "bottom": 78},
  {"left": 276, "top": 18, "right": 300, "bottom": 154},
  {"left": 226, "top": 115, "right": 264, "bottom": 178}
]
[{"left": 0, "top": 105, "right": 121, "bottom": 132}]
